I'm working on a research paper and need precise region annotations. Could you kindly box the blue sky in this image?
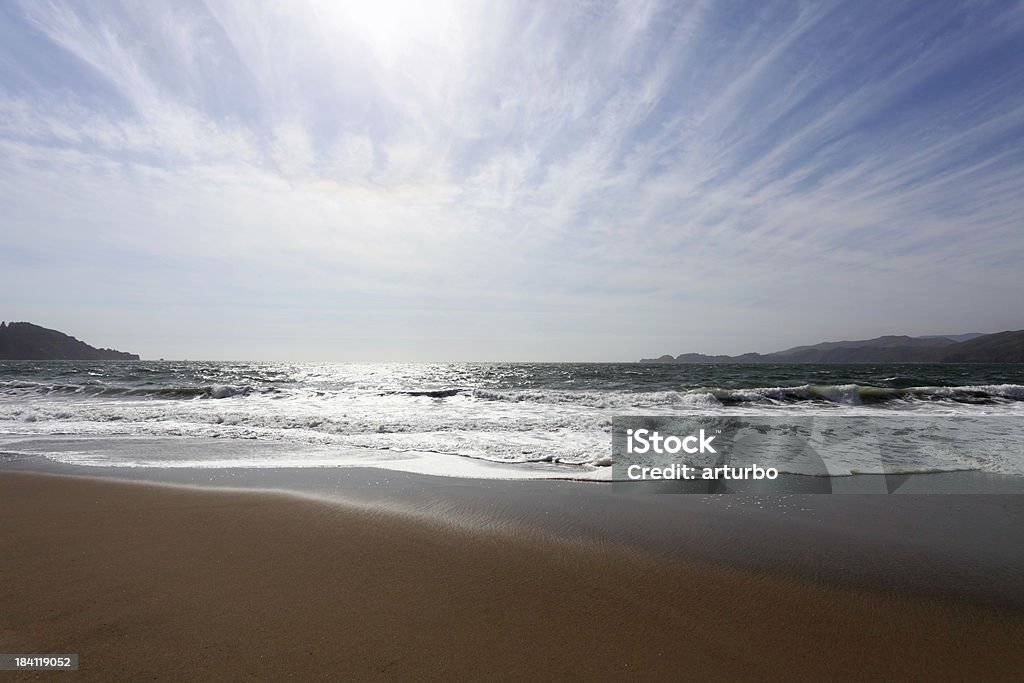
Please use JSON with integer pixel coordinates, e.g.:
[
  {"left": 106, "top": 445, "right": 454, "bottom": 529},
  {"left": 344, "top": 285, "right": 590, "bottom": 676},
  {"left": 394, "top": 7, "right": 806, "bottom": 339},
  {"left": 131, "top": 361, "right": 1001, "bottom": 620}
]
[{"left": 1, "top": 0, "right": 1022, "bottom": 361}]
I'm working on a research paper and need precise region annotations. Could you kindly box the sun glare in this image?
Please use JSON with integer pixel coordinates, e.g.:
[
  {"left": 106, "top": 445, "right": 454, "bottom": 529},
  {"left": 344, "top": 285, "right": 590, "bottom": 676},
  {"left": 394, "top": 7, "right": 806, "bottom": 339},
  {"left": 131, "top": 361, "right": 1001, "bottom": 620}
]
[{"left": 313, "top": 0, "right": 463, "bottom": 63}]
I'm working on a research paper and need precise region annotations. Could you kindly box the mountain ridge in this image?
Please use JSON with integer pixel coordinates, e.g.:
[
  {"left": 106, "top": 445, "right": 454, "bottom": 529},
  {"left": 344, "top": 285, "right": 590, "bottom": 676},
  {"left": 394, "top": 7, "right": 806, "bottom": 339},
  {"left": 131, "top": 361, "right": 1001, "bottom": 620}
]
[{"left": 641, "top": 330, "right": 1024, "bottom": 364}]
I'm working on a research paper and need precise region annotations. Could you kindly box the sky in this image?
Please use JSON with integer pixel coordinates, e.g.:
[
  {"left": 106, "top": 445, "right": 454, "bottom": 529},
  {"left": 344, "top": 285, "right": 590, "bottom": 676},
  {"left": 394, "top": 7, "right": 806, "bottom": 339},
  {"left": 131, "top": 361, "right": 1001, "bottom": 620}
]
[{"left": 1, "top": 0, "right": 1023, "bottom": 361}]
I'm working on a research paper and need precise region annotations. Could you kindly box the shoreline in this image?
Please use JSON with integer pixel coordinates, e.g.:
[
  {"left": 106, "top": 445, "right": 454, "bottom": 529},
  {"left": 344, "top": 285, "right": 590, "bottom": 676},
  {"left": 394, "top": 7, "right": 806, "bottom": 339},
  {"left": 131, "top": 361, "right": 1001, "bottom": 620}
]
[
  {"left": 2, "top": 470, "right": 1024, "bottom": 680},
  {"left": 6, "top": 432, "right": 1024, "bottom": 491},
  {"left": 4, "top": 454, "right": 1024, "bottom": 610}
]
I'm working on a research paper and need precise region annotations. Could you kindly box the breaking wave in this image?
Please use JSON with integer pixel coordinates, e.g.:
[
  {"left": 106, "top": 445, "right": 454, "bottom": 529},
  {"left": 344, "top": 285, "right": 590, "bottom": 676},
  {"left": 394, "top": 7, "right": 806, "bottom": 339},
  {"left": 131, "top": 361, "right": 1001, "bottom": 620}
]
[{"left": 1, "top": 362, "right": 1021, "bottom": 477}]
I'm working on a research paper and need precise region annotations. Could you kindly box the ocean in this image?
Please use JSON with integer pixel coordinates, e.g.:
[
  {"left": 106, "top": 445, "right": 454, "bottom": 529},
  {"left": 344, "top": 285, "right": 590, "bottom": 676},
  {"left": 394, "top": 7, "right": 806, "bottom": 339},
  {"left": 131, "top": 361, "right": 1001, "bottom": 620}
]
[{"left": 1, "top": 361, "right": 1022, "bottom": 480}]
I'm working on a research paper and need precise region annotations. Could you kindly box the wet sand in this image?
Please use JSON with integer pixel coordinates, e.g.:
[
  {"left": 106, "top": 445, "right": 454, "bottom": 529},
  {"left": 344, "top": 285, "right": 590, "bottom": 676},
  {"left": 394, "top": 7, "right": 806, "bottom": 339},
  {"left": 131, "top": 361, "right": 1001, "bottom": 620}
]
[
  {"left": 2, "top": 470, "right": 1024, "bottom": 681},
  {"left": 6, "top": 451, "right": 1024, "bottom": 609}
]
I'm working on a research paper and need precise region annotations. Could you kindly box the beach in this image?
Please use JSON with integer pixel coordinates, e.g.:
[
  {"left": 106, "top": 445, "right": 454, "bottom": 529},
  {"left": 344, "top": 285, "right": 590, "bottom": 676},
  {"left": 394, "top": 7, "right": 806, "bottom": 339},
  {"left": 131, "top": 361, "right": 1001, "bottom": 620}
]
[
  {"left": 3, "top": 470, "right": 1024, "bottom": 681},
  {"left": 5, "top": 0, "right": 1024, "bottom": 676},
  {"left": 3, "top": 361, "right": 1024, "bottom": 679}
]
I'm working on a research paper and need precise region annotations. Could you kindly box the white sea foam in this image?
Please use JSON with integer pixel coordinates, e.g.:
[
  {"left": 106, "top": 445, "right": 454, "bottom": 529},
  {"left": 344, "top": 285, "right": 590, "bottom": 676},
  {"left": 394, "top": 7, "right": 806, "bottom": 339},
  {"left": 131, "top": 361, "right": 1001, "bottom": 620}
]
[{"left": 1, "top": 363, "right": 1022, "bottom": 478}]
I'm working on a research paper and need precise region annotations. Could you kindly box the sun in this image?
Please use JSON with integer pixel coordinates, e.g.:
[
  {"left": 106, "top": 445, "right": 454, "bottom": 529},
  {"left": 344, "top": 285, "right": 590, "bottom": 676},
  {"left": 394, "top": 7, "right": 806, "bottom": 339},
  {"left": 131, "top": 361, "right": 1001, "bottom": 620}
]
[{"left": 311, "top": 0, "right": 463, "bottom": 64}]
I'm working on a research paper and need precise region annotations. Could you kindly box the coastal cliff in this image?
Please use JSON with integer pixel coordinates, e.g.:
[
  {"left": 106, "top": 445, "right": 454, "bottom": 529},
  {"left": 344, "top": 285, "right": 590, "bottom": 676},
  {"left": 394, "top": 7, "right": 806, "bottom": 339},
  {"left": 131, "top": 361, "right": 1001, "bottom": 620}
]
[{"left": 0, "top": 322, "right": 140, "bottom": 360}]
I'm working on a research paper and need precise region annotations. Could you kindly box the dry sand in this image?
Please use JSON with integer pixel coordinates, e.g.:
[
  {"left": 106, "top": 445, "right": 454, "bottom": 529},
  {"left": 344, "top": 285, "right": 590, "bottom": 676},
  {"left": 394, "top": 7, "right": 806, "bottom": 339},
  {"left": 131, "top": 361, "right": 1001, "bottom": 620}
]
[{"left": 2, "top": 470, "right": 1023, "bottom": 681}]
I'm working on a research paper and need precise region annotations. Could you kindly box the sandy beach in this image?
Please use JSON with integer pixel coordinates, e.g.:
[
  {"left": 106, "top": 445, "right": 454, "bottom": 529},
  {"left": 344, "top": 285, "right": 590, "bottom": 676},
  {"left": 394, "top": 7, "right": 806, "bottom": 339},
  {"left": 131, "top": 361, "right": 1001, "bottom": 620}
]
[
  {"left": 2, "top": 470, "right": 1023, "bottom": 681},
  {"left": 4, "top": 0, "right": 1024, "bottom": 679}
]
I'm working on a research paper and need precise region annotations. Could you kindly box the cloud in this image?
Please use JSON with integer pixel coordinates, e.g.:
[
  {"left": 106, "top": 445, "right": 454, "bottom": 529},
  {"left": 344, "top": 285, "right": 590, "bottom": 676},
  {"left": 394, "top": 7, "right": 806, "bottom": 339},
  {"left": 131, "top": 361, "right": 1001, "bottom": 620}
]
[{"left": 1, "top": 0, "right": 1023, "bottom": 359}]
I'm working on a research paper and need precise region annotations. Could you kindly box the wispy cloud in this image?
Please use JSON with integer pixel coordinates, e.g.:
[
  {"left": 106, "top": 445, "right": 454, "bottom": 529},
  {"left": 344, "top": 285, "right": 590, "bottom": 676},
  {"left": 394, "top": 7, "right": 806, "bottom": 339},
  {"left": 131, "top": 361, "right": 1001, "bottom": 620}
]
[{"left": 1, "top": 0, "right": 1022, "bottom": 359}]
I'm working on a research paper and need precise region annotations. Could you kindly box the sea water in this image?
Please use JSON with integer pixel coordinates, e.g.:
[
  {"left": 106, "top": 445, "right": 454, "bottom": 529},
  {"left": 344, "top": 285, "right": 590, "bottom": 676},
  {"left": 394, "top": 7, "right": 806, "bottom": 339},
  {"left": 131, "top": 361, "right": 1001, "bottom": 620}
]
[{"left": 0, "top": 361, "right": 1021, "bottom": 479}]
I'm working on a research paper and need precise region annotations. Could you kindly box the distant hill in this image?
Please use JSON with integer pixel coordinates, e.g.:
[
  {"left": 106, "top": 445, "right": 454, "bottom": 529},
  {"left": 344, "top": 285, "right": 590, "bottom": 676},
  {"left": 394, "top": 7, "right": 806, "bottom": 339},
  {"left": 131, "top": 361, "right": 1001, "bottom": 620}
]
[
  {"left": 937, "top": 331, "right": 1024, "bottom": 363},
  {"left": 641, "top": 331, "right": 1024, "bottom": 364},
  {"left": 0, "top": 322, "right": 139, "bottom": 360},
  {"left": 918, "top": 333, "right": 986, "bottom": 343}
]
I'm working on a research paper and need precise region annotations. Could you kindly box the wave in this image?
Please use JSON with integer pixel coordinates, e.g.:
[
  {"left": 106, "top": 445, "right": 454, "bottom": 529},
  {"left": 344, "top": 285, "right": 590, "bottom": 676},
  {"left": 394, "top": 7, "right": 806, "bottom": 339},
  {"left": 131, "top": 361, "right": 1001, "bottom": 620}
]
[
  {"left": 3, "top": 363, "right": 1021, "bottom": 480},
  {"left": 388, "top": 388, "right": 465, "bottom": 398},
  {"left": 706, "top": 383, "right": 1024, "bottom": 405},
  {"left": 472, "top": 384, "right": 1024, "bottom": 407},
  {"left": 470, "top": 388, "right": 722, "bottom": 408},
  {"left": 0, "top": 380, "right": 280, "bottom": 400},
  {"left": 3, "top": 379, "right": 1023, "bottom": 407}
]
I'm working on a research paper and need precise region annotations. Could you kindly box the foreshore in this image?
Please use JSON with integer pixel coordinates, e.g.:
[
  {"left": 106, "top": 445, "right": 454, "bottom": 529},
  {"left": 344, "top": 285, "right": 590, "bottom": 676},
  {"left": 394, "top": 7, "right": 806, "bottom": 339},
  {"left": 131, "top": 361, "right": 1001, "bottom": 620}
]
[
  {"left": 5, "top": 451, "right": 1024, "bottom": 608},
  {"left": 2, "top": 469, "right": 1024, "bottom": 680}
]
